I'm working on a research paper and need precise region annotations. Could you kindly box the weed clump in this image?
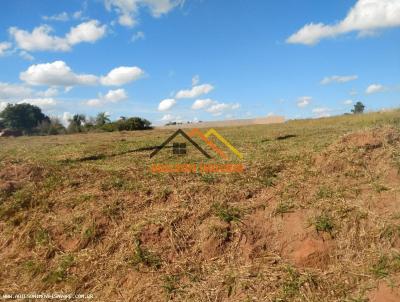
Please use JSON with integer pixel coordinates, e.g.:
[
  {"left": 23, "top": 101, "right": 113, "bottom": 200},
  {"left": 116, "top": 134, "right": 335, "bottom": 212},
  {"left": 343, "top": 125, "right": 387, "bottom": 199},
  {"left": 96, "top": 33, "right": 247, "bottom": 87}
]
[
  {"left": 212, "top": 202, "right": 241, "bottom": 223},
  {"left": 129, "top": 240, "right": 161, "bottom": 270},
  {"left": 273, "top": 200, "right": 295, "bottom": 216},
  {"left": 43, "top": 254, "right": 74, "bottom": 284},
  {"left": 313, "top": 213, "right": 335, "bottom": 236}
]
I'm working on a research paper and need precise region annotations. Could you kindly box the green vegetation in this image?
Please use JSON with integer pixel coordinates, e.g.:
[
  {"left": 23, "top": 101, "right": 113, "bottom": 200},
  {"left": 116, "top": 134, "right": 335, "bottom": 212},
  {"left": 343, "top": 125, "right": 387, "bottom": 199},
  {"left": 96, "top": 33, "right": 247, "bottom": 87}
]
[
  {"left": 0, "top": 103, "right": 151, "bottom": 135},
  {"left": 129, "top": 240, "right": 161, "bottom": 270},
  {"left": 0, "top": 103, "right": 49, "bottom": 134},
  {"left": 351, "top": 101, "right": 366, "bottom": 114},
  {"left": 313, "top": 213, "right": 335, "bottom": 235},
  {"left": 212, "top": 202, "right": 242, "bottom": 223},
  {"left": 0, "top": 109, "right": 400, "bottom": 301},
  {"left": 43, "top": 254, "right": 74, "bottom": 284}
]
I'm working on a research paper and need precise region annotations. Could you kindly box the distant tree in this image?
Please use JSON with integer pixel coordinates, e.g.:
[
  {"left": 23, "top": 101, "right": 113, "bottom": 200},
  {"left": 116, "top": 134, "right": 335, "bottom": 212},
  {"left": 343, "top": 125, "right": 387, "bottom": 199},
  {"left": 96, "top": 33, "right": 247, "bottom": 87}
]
[
  {"left": 67, "top": 114, "right": 86, "bottom": 133},
  {"left": 351, "top": 102, "right": 365, "bottom": 114},
  {"left": 0, "top": 118, "right": 5, "bottom": 130},
  {"left": 37, "top": 117, "right": 66, "bottom": 135},
  {"left": 117, "top": 117, "right": 151, "bottom": 131},
  {"left": 0, "top": 103, "right": 49, "bottom": 133},
  {"left": 96, "top": 112, "right": 111, "bottom": 126}
]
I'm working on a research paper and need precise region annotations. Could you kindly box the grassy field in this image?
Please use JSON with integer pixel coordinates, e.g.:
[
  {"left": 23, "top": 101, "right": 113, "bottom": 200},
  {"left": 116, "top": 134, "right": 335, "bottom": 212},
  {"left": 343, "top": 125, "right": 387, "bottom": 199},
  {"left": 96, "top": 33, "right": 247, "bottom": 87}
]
[{"left": 1, "top": 110, "right": 400, "bottom": 301}]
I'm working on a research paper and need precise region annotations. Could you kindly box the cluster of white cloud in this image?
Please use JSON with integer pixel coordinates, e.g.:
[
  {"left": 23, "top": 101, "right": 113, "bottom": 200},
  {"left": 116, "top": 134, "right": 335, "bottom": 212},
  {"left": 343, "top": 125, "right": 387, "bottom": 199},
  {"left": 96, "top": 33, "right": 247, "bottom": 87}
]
[
  {"left": 157, "top": 77, "right": 215, "bottom": 114},
  {"left": 42, "top": 11, "right": 84, "bottom": 22},
  {"left": 18, "top": 98, "right": 57, "bottom": 107},
  {"left": 191, "top": 98, "right": 239, "bottom": 116},
  {"left": 157, "top": 75, "right": 240, "bottom": 120},
  {"left": 297, "top": 96, "right": 312, "bottom": 108},
  {"left": 287, "top": 0, "right": 400, "bottom": 45},
  {"left": 0, "top": 42, "right": 12, "bottom": 56},
  {"left": 100, "top": 66, "right": 144, "bottom": 86},
  {"left": 175, "top": 84, "right": 214, "bottom": 99},
  {"left": 20, "top": 61, "right": 97, "bottom": 86},
  {"left": 158, "top": 98, "right": 176, "bottom": 111},
  {"left": 19, "top": 61, "right": 144, "bottom": 88},
  {"left": 0, "top": 82, "right": 61, "bottom": 108},
  {"left": 0, "top": 82, "right": 33, "bottom": 99},
  {"left": 9, "top": 20, "right": 106, "bottom": 52},
  {"left": 104, "top": 0, "right": 184, "bottom": 27},
  {"left": 312, "top": 107, "right": 331, "bottom": 118},
  {"left": 366, "top": 83, "right": 385, "bottom": 94},
  {"left": 86, "top": 88, "right": 128, "bottom": 107},
  {"left": 191, "top": 98, "right": 213, "bottom": 110},
  {"left": 161, "top": 113, "right": 182, "bottom": 122},
  {"left": 320, "top": 75, "right": 358, "bottom": 85}
]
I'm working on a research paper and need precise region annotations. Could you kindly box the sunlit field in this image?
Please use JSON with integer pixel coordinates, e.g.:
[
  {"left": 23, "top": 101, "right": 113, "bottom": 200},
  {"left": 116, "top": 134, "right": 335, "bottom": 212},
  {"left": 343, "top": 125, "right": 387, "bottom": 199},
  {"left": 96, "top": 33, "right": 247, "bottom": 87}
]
[{"left": 1, "top": 110, "right": 400, "bottom": 301}]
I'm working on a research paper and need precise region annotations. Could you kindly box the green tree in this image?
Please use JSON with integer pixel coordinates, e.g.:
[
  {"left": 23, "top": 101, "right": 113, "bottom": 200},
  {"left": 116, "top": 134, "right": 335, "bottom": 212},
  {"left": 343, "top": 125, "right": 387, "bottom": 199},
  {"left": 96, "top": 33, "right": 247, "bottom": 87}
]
[
  {"left": 351, "top": 102, "right": 365, "bottom": 114},
  {"left": 0, "top": 103, "right": 49, "bottom": 133},
  {"left": 96, "top": 112, "right": 111, "bottom": 126},
  {"left": 67, "top": 114, "right": 86, "bottom": 133},
  {"left": 117, "top": 117, "right": 151, "bottom": 131}
]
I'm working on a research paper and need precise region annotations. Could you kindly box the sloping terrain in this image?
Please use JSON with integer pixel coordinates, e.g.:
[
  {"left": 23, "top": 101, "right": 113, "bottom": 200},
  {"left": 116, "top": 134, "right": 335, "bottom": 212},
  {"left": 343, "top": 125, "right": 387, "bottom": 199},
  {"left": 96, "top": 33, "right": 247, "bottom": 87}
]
[{"left": 1, "top": 111, "right": 400, "bottom": 301}]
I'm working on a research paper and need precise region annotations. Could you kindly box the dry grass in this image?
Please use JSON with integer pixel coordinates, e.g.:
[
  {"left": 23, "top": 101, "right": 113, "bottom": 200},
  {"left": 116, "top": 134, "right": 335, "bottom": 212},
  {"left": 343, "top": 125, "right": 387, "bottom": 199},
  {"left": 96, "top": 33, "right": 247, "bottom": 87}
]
[{"left": 1, "top": 110, "right": 400, "bottom": 301}]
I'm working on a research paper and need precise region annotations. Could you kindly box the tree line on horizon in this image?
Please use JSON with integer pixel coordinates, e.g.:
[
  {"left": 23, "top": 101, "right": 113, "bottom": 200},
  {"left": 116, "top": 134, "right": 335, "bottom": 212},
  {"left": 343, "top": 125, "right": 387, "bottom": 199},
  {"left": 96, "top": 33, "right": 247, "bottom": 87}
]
[
  {"left": 0, "top": 101, "right": 367, "bottom": 136},
  {"left": 0, "top": 103, "right": 152, "bottom": 136}
]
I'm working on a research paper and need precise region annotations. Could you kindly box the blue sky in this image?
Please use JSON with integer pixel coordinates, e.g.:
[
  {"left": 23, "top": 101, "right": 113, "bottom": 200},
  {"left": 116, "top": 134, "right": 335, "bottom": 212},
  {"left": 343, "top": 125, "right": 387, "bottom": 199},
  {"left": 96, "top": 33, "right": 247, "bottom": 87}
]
[{"left": 0, "top": 0, "right": 399, "bottom": 125}]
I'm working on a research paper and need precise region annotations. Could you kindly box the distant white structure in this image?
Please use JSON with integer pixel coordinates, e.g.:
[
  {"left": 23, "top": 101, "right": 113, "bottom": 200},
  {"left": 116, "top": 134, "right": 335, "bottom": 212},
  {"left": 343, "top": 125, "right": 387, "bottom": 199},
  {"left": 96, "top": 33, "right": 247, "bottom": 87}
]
[{"left": 159, "top": 116, "right": 285, "bottom": 129}]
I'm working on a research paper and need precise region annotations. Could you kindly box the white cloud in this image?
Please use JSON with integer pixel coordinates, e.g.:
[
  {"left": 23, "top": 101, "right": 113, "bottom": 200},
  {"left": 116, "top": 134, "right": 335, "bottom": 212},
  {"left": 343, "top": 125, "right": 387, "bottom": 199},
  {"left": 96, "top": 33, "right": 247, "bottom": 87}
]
[
  {"left": 36, "top": 87, "right": 59, "bottom": 98},
  {"left": 158, "top": 98, "right": 176, "bottom": 111},
  {"left": 206, "top": 102, "right": 240, "bottom": 116},
  {"left": 9, "top": 25, "right": 70, "bottom": 52},
  {"left": 100, "top": 66, "right": 144, "bottom": 86},
  {"left": 86, "top": 98, "right": 103, "bottom": 107},
  {"left": 161, "top": 113, "right": 176, "bottom": 121},
  {"left": 297, "top": 96, "right": 312, "bottom": 108},
  {"left": 192, "top": 75, "right": 200, "bottom": 86},
  {"left": 131, "top": 31, "right": 145, "bottom": 42},
  {"left": 19, "top": 50, "right": 34, "bottom": 61},
  {"left": 191, "top": 98, "right": 213, "bottom": 110},
  {"left": 287, "top": 0, "right": 400, "bottom": 45},
  {"left": 20, "top": 61, "right": 98, "bottom": 86},
  {"left": 21, "top": 61, "right": 144, "bottom": 88},
  {"left": 103, "top": 88, "right": 127, "bottom": 102},
  {"left": 19, "top": 98, "right": 57, "bottom": 107},
  {"left": 9, "top": 20, "right": 106, "bottom": 52},
  {"left": 85, "top": 88, "right": 128, "bottom": 107},
  {"left": 320, "top": 75, "right": 358, "bottom": 85},
  {"left": 312, "top": 107, "right": 331, "bottom": 118},
  {"left": 66, "top": 20, "right": 107, "bottom": 45},
  {"left": 343, "top": 99, "right": 354, "bottom": 105},
  {"left": 0, "top": 82, "right": 33, "bottom": 99},
  {"left": 366, "top": 83, "right": 385, "bottom": 94},
  {"left": 175, "top": 84, "right": 214, "bottom": 99},
  {"left": 73, "top": 11, "right": 84, "bottom": 20},
  {"left": 105, "top": 0, "right": 184, "bottom": 27},
  {"left": 42, "top": 12, "right": 69, "bottom": 22},
  {"left": 312, "top": 107, "right": 330, "bottom": 114},
  {"left": 0, "top": 101, "right": 8, "bottom": 112},
  {"left": 60, "top": 112, "right": 72, "bottom": 126},
  {"left": 0, "top": 42, "right": 12, "bottom": 56}
]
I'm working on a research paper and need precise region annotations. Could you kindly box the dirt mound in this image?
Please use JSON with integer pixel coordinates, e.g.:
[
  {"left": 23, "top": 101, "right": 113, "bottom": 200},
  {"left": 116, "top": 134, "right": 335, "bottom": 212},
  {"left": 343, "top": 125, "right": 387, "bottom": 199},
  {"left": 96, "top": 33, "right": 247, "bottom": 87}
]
[
  {"left": 198, "top": 217, "right": 231, "bottom": 259},
  {"left": 368, "top": 281, "right": 400, "bottom": 302},
  {"left": 316, "top": 127, "right": 400, "bottom": 175}
]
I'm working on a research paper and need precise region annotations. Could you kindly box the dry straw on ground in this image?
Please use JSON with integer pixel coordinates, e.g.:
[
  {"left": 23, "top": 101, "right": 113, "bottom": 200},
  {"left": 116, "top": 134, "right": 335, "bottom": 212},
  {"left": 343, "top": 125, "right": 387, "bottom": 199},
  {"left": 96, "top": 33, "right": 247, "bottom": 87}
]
[{"left": 1, "top": 110, "right": 400, "bottom": 301}]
